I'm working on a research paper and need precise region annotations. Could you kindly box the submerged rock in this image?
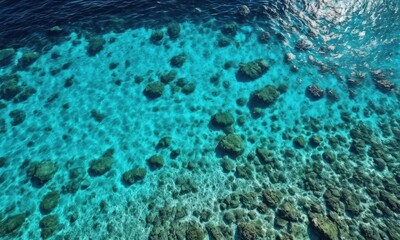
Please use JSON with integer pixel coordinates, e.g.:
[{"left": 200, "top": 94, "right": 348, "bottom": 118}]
[
  {"left": 40, "top": 191, "right": 60, "bottom": 214},
  {"left": 218, "top": 133, "right": 244, "bottom": 156},
  {"left": 309, "top": 214, "right": 339, "bottom": 240},
  {"left": 0, "top": 48, "right": 15, "bottom": 66},
  {"left": 143, "top": 81, "right": 165, "bottom": 99},
  {"left": 0, "top": 74, "right": 36, "bottom": 103},
  {"left": 347, "top": 72, "right": 365, "bottom": 87},
  {"left": 90, "top": 109, "right": 106, "bottom": 122},
  {"left": 221, "top": 23, "right": 238, "bottom": 36},
  {"left": 306, "top": 84, "right": 324, "bottom": 100},
  {"left": 160, "top": 70, "right": 177, "bottom": 84},
  {"left": 9, "top": 109, "right": 26, "bottom": 126},
  {"left": 27, "top": 160, "right": 57, "bottom": 185},
  {"left": 47, "top": 26, "right": 64, "bottom": 36},
  {"left": 170, "top": 53, "right": 187, "bottom": 68},
  {"left": 238, "top": 5, "right": 251, "bottom": 17},
  {"left": 0, "top": 213, "right": 26, "bottom": 237},
  {"left": 277, "top": 201, "right": 301, "bottom": 222},
  {"left": 18, "top": 51, "right": 39, "bottom": 67},
  {"left": 256, "top": 148, "right": 275, "bottom": 164},
  {"left": 157, "top": 136, "right": 172, "bottom": 149},
  {"left": 182, "top": 83, "right": 196, "bottom": 95},
  {"left": 374, "top": 79, "right": 395, "bottom": 92},
  {"left": 326, "top": 88, "right": 340, "bottom": 102},
  {"left": 0, "top": 74, "right": 22, "bottom": 101},
  {"left": 217, "top": 37, "right": 231, "bottom": 47},
  {"left": 39, "top": 215, "right": 59, "bottom": 239},
  {"left": 206, "top": 224, "right": 233, "bottom": 240},
  {"left": 309, "top": 135, "right": 323, "bottom": 147},
  {"left": 284, "top": 53, "right": 296, "bottom": 63},
  {"left": 122, "top": 167, "right": 146, "bottom": 185},
  {"left": 250, "top": 85, "right": 279, "bottom": 106},
  {"left": 262, "top": 189, "right": 283, "bottom": 208},
  {"left": 237, "top": 222, "right": 263, "bottom": 240},
  {"left": 150, "top": 30, "right": 164, "bottom": 44},
  {"left": 0, "top": 156, "right": 5, "bottom": 168},
  {"left": 147, "top": 155, "right": 164, "bottom": 170},
  {"left": 211, "top": 112, "right": 235, "bottom": 129},
  {"left": 186, "top": 221, "right": 205, "bottom": 240},
  {"left": 258, "top": 31, "right": 270, "bottom": 43},
  {"left": 167, "top": 22, "right": 181, "bottom": 39},
  {"left": 86, "top": 37, "right": 105, "bottom": 56},
  {"left": 88, "top": 149, "right": 114, "bottom": 176},
  {"left": 238, "top": 59, "right": 269, "bottom": 80},
  {"left": 13, "top": 86, "right": 36, "bottom": 103},
  {"left": 295, "top": 39, "right": 313, "bottom": 51}
]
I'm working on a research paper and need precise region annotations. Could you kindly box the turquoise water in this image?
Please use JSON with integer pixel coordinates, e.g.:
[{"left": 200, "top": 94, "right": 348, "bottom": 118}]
[{"left": 0, "top": 1, "right": 399, "bottom": 239}]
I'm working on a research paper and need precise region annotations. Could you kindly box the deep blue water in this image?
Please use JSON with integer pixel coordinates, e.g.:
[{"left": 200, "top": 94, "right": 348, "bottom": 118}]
[{"left": 1, "top": 0, "right": 399, "bottom": 65}]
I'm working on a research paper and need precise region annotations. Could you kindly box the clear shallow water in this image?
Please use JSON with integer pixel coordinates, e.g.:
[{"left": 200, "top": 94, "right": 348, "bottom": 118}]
[{"left": 0, "top": 0, "right": 399, "bottom": 239}]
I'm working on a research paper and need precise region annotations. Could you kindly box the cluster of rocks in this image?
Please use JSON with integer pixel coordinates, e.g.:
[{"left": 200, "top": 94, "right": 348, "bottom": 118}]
[
  {"left": 142, "top": 53, "right": 195, "bottom": 99},
  {"left": 150, "top": 22, "right": 181, "bottom": 44},
  {"left": 371, "top": 70, "right": 396, "bottom": 92},
  {"left": 0, "top": 48, "right": 38, "bottom": 67},
  {"left": 0, "top": 74, "right": 36, "bottom": 103},
  {"left": 88, "top": 148, "right": 115, "bottom": 176}
]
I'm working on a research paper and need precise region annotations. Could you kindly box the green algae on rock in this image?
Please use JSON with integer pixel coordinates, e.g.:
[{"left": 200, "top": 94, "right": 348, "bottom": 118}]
[
  {"left": 143, "top": 81, "right": 165, "bottom": 99},
  {"left": 250, "top": 85, "right": 280, "bottom": 107},
  {"left": 170, "top": 53, "right": 187, "bottom": 68},
  {"left": 0, "top": 213, "right": 26, "bottom": 237},
  {"left": 276, "top": 200, "right": 302, "bottom": 222},
  {"left": 186, "top": 221, "right": 205, "bottom": 240},
  {"left": 0, "top": 74, "right": 36, "bottom": 102},
  {"left": 40, "top": 191, "right": 60, "bottom": 214},
  {"left": 293, "top": 136, "right": 306, "bottom": 148},
  {"left": 262, "top": 189, "right": 283, "bottom": 208},
  {"left": 182, "top": 83, "right": 196, "bottom": 95},
  {"left": 221, "top": 23, "right": 238, "bottom": 36},
  {"left": 160, "top": 70, "right": 177, "bottom": 84},
  {"left": 157, "top": 136, "right": 172, "bottom": 149},
  {"left": 89, "top": 149, "right": 114, "bottom": 176},
  {"left": 27, "top": 160, "right": 57, "bottom": 185},
  {"left": 237, "top": 222, "right": 264, "bottom": 240},
  {"left": 218, "top": 133, "right": 244, "bottom": 156},
  {"left": 39, "top": 214, "right": 59, "bottom": 239},
  {"left": 122, "top": 167, "right": 146, "bottom": 185},
  {"left": 256, "top": 148, "right": 275, "bottom": 164},
  {"left": 86, "top": 37, "right": 105, "bottom": 56},
  {"left": 167, "top": 22, "right": 181, "bottom": 39},
  {"left": 150, "top": 30, "right": 164, "bottom": 44},
  {"left": 238, "top": 59, "right": 269, "bottom": 80},
  {"left": 18, "top": 51, "right": 39, "bottom": 67},
  {"left": 211, "top": 112, "right": 235, "bottom": 129},
  {"left": 147, "top": 155, "right": 164, "bottom": 170},
  {"left": 309, "top": 214, "right": 339, "bottom": 240}
]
